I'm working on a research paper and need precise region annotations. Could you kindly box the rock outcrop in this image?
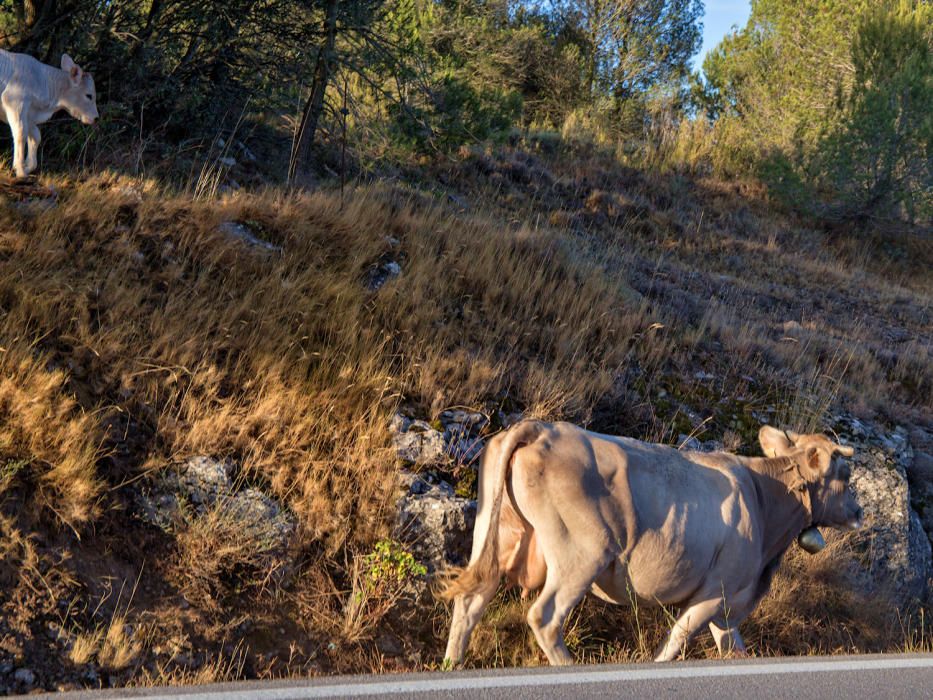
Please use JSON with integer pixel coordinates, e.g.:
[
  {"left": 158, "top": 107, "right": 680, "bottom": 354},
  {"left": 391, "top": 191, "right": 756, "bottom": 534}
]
[
  {"left": 390, "top": 411, "right": 488, "bottom": 571},
  {"left": 396, "top": 472, "right": 475, "bottom": 573},
  {"left": 135, "top": 456, "right": 296, "bottom": 572},
  {"left": 906, "top": 426, "right": 933, "bottom": 555},
  {"left": 831, "top": 414, "right": 931, "bottom": 606},
  {"left": 218, "top": 220, "right": 282, "bottom": 253}
]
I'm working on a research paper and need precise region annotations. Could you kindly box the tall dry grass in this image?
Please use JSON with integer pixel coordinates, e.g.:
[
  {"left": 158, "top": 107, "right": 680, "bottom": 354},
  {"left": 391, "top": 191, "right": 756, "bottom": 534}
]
[
  {"left": 0, "top": 143, "right": 929, "bottom": 683},
  {"left": 0, "top": 172, "right": 650, "bottom": 547}
]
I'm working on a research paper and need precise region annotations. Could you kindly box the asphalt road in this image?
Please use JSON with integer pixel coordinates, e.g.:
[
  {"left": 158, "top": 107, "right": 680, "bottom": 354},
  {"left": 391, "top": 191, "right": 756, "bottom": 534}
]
[{"left": 42, "top": 654, "right": 933, "bottom": 700}]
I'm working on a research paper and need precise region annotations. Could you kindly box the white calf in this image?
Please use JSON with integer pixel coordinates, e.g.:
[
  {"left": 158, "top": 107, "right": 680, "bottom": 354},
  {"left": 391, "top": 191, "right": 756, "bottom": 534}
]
[{"left": 0, "top": 50, "right": 98, "bottom": 177}]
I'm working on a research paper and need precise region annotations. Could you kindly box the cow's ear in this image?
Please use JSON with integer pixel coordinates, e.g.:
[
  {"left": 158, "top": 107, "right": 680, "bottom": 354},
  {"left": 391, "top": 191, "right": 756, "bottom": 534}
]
[
  {"left": 804, "top": 446, "right": 831, "bottom": 476},
  {"left": 759, "top": 425, "right": 794, "bottom": 457},
  {"left": 61, "top": 54, "right": 82, "bottom": 85}
]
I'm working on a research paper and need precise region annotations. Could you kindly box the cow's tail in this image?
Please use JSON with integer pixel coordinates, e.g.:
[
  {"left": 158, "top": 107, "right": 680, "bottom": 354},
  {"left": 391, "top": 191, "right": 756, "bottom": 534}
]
[{"left": 438, "top": 420, "right": 542, "bottom": 600}]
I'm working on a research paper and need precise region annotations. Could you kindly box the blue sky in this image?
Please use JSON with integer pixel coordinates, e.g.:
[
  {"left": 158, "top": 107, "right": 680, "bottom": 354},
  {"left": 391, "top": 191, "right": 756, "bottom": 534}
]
[{"left": 695, "top": 0, "right": 751, "bottom": 69}]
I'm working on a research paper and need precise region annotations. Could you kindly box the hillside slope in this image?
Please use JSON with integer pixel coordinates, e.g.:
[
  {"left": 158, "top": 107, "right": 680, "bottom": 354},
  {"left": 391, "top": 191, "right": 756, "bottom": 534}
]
[{"left": 0, "top": 146, "right": 930, "bottom": 691}]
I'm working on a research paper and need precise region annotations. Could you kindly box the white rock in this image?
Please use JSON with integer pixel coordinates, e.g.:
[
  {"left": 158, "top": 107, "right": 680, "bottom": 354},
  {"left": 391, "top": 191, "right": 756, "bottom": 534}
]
[
  {"left": 389, "top": 413, "right": 410, "bottom": 434},
  {"left": 393, "top": 429, "right": 446, "bottom": 464},
  {"left": 396, "top": 475, "right": 475, "bottom": 573},
  {"left": 218, "top": 221, "right": 282, "bottom": 253},
  {"left": 367, "top": 260, "right": 402, "bottom": 290},
  {"left": 833, "top": 413, "right": 932, "bottom": 606},
  {"left": 135, "top": 456, "right": 295, "bottom": 565}
]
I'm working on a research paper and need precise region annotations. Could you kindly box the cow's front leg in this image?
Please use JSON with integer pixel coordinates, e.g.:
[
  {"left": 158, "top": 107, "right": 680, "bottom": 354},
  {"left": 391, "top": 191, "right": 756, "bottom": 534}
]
[
  {"left": 7, "top": 115, "right": 27, "bottom": 178},
  {"left": 708, "top": 620, "right": 747, "bottom": 658},
  {"left": 654, "top": 598, "right": 722, "bottom": 662},
  {"left": 25, "top": 124, "right": 40, "bottom": 175}
]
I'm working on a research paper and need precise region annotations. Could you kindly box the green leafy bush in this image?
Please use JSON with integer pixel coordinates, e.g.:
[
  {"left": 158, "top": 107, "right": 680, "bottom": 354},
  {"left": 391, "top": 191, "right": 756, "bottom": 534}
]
[
  {"left": 704, "top": 0, "right": 931, "bottom": 223},
  {"left": 811, "top": 1, "right": 932, "bottom": 221},
  {"left": 361, "top": 539, "right": 427, "bottom": 586},
  {"left": 343, "top": 539, "right": 426, "bottom": 641},
  {"left": 392, "top": 76, "right": 522, "bottom": 151}
]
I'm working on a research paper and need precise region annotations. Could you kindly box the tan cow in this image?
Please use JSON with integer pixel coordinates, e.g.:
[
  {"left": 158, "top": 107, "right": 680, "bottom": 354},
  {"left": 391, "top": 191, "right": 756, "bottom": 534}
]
[{"left": 441, "top": 421, "right": 861, "bottom": 664}]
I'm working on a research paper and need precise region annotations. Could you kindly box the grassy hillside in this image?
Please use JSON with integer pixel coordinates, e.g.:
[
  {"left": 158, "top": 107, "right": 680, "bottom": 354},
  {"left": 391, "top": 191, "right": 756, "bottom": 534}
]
[{"left": 0, "top": 141, "right": 930, "bottom": 688}]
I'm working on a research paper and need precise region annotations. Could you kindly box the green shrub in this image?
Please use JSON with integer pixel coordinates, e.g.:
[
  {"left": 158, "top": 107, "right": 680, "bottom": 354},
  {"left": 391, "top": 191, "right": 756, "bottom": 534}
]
[
  {"left": 811, "top": 1, "right": 932, "bottom": 221},
  {"left": 392, "top": 76, "right": 522, "bottom": 151},
  {"left": 362, "top": 539, "right": 427, "bottom": 585}
]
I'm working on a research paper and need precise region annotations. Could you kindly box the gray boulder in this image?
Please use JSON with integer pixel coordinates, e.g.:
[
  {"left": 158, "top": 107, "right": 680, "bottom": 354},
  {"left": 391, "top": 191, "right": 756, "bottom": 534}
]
[
  {"left": 906, "top": 427, "right": 933, "bottom": 553},
  {"left": 136, "top": 456, "right": 295, "bottom": 564},
  {"left": 832, "top": 414, "right": 932, "bottom": 606},
  {"left": 12, "top": 668, "right": 34, "bottom": 687},
  {"left": 391, "top": 419, "right": 447, "bottom": 465},
  {"left": 218, "top": 221, "right": 282, "bottom": 253},
  {"left": 389, "top": 411, "right": 489, "bottom": 467},
  {"left": 366, "top": 260, "right": 402, "bottom": 291},
  {"left": 390, "top": 412, "right": 484, "bottom": 573},
  {"left": 396, "top": 472, "right": 475, "bottom": 573}
]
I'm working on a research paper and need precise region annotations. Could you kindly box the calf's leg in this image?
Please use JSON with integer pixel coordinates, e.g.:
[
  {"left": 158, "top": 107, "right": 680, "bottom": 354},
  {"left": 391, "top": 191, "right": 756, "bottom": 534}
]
[
  {"left": 654, "top": 598, "right": 722, "bottom": 662},
  {"left": 6, "top": 115, "right": 27, "bottom": 178},
  {"left": 26, "top": 124, "right": 40, "bottom": 175},
  {"left": 444, "top": 579, "right": 498, "bottom": 667}
]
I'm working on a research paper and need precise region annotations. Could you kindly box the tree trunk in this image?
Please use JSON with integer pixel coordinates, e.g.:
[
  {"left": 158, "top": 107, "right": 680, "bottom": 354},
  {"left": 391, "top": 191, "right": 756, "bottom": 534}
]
[
  {"left": 128, "top": 0, "right": 165, "bottom": 63},
  {"left": 584, "top": 0, "right": 602, "bottom": 98},
  {"left": 289, "top": 0, "right": 339, "bottom": 184}
]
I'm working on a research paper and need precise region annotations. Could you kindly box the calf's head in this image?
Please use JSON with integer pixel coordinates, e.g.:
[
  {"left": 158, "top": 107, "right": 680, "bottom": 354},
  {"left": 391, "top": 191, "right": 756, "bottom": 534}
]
[
  {"left": 759, "top": 426, "right": 863, "bottom": 530},
  {"left": 59, "top": 55, "right": 98, "bottom": 125}
]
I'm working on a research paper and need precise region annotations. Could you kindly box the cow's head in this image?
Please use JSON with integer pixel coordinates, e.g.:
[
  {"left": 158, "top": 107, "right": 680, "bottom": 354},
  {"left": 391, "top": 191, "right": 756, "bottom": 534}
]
[
  {"left": 59, "top": 54, "right": 98, "bottom": 125},
  {"left": 759, "top": 426, "right": 862, "bottom": 530}
]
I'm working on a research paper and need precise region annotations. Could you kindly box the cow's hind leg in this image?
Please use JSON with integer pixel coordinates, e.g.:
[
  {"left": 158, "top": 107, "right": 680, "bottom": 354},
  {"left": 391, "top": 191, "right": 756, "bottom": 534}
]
[
  {"left": 654, "top": 598, "right": 722, "bottom": 662},
  {"left": 444, "top": 579, "right": 497, "bottom": 667},
  {"left": 526, "top": 556, "right": 608, "bottom": 666},
  {"left": 708, "top": 619, "right": 747, "bottom": 658}
]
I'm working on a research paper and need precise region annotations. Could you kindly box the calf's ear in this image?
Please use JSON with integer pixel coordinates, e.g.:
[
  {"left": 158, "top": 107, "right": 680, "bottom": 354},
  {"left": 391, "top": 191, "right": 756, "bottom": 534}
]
[
  {"left": 61, "top": 54, "right": 82, "bottom": 85},
  {"left": 834, "top": 444, "right": 854, "bottom": 457},
  {"left": 759, "top": 425, "right": 795, "bottom": 457}
]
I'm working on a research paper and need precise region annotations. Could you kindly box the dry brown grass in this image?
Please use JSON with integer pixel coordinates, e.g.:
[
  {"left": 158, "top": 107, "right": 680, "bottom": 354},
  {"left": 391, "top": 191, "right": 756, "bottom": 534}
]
[
  {"left": 173, "top": 500, "right": 286, "bottom": 606},
  {"left": 130, "top": 641, "right": 248, "bottom": 687},
  {"left": 0, "top": 511, "right": 39, "bottom": 591},
  {"left": 0, "top": 349, "right": 102, "bottom": 526},
  {"left": 69, "top": 614, "right": 142, "bottom": 670},
  {"left": 0, "top": 170, "right": 650, "bottom": 542},
  {"left": 0, "top": 142, "right": 929, "bottom": 686}
]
